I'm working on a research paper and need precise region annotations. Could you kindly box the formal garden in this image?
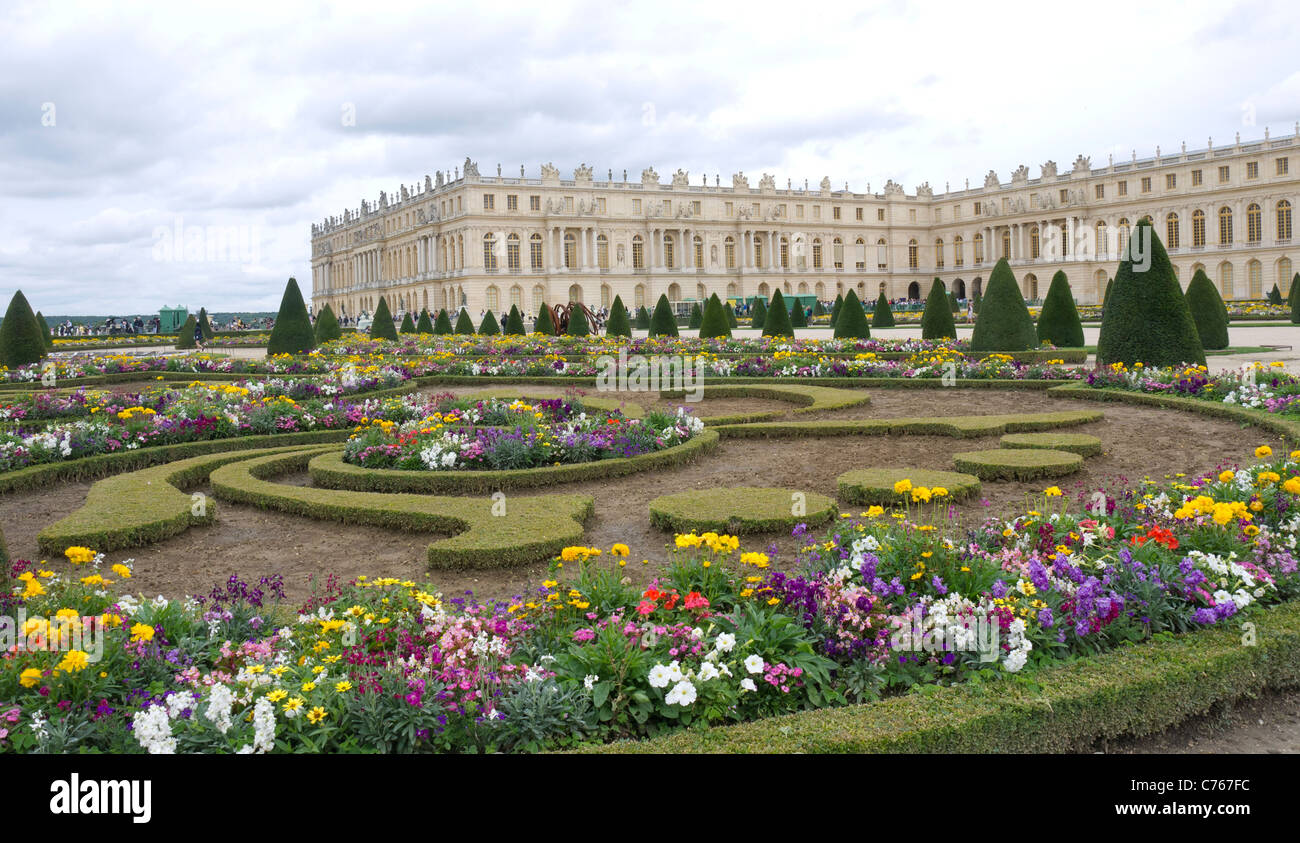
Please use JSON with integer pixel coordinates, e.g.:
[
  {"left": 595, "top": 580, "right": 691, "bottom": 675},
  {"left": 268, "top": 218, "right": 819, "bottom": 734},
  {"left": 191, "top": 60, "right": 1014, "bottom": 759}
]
[{"left": 4, "top": 222, "right": 1300, "bottom": 754}]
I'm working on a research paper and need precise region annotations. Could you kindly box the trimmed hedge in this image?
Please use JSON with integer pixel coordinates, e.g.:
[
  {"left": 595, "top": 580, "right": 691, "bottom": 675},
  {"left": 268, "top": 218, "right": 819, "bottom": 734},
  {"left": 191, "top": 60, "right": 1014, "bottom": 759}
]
[
  {"left": 400, "top": 312, "right": 417, "bottom": 334},
  {"left": 714, "top": 410, "right": 1102, "bottom": 440},
  {"left": 479, "top": 310, "right": 500, "bottom": 335},
  {"left": 36, "top": 310, "right": 53, "bottom": 350},
  {"left": 649, "top": 487, "right": 837, "bottom": 534},
  {"left": 920, "top": 278, "right": 956, "bottom": 340},
  {"left": 308, "top": 429, "right": 721, "bottom": 494},
  {"left": 649, "top": 294, "right": 679, "bottom": 337},
  {"left": 833, "top": 289, "right": 870, "bottom": 339},
  {"left": 698, "top": 293, "right": 731, "bottom": 339},
  {"left": 370, "top": 297, "right": 398, "bottom": 341},
  {"left": 749, "top": 297, "right": 767, "bottom": 330},
  {"left": 1, "top": 290, "right": 48, "bottom": 367},
  {"left": 657, "top": 384, "right": 869, "bottom": 424},
  {"left": 999, "top": 431, "right": 1103, "bottom": 457},
  {"left": 565, "top": 305, "right": 590, "bottom": 337},
  {"left": 267, "top": 277, "right": 316, "bottom": 355},
  {"left": 970, "top": 258, "right": 1037, "bottom": 351},
  {"left": 535, "top": 303, "right": 557, "bottom": 336},
  {"left": 837, "top": 468, "right": 981, "bottom": 505},
  {"left": 1185, "top": 268, "right": 1229, "bottom": 350},
  {"left": 762, "top": 290, "right": 794, "bottom": 338},
  {"left": 1035, "top": 270, "right": 1084, "bottom": 348},
  {"left": 606, "top": 296, "right": 632, "bottom": 338},
  {"left": 1046, "top": 384, "right": 1300, "bottom": 444},
  {"left": 454, "top": 308, "right": 476, "bottom": 334},
  {"left": 634, "top": 306, "right": 650, "bottom": 331},
  {"left": 434, "top": 309, "right": 454, "bottom": 334},
  {"left": 314, "top": 304, "right": 343, "bottom": 344},
  {"left": 687, "top": 302, "right": 703, "bottom": 330},
  {"left": 581, "top": 598, "right": 1300, "bottom": 753},
  {"left": 209, "top": 450, "right": 594, "bottom": 569},
  {"left": 416, "top": 308, "right": 435, "bottom": 334},
  {"left": 789, "top": 298, "right": 807, "bottom": 328},
  {"left": 952, "top": 447, "right": 1083, "bottom": 480},
  {"left": 871, "top": 290, "right": 895, "bottom": 328}
]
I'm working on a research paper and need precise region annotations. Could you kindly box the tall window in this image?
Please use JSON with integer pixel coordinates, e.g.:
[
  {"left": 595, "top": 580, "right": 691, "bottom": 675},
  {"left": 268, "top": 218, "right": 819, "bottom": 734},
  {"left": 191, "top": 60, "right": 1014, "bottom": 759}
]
[
  {"left": 510, "top": 285, "right": 522, "bottom": 310},
  {"left": 1247, "top": 204, "right": 1262, "bottom": 243},
  {"left": 483, "top": 194, "right": 495, "bottom": 210},
  {"left": 852, "top": 237, "right": 863, "bottom": 270},
  {"left": 780, "top": 237, "right": 789, "bottom": 269},
  {"left": 1118, "top": 219, "right": 1131, "bottom": 256},
  {"left": 1220, "top": 262, "right": 1234, "bottom": 298},
  {"left": 812, "top": 238, "right": 822, "bottom": 269},
  {"left": 632, "top": 235, "right": 644, "bottom": 269},
  {"left": 973, "top": 232, "right": 984, "bottom": 264},
  {"left": 1193, "top": 210, "right": 1206, "bottom": 247},
  {"left": 725, "top": 236, "right": 735, "bottom": 269},
  {"left": 663, "top": 235, "right": 674, "bottom": 269},
  {"left": 1248, "top": 260, "right": 1262, "bottom": 298},
  {"left": 1219, "top": 206, "right": 1234, "bottom": 245},
  {"left": 935, "top": 238, "right": 944, "bottom": 268},
  {"left": 953, "top": 236, "right": 964, "bottom": 267},
  {"left": 597, "top": 234, "right": 609, "bottom": 269},
  {"left": 485, "top": 286, "right": 499, "bottom": 310},
  {"left": 507, "top": 233, "right": 520, "bottom": 270},
  {"left": 1281, "top": 258, "right": 1294, "bottom": 296},
  {"left": 1031, "top": 226, "right": 1041, "bottom": 259},
  {"left": 1001, "top": 229, "right": 1010, "bottom": 260},
  {"left": 1095, "top": 222, "right": 1107, "bottom": 260},
  {"left": 754, "top": 238, "right": 763, "bottom": 267},
  {"left": 1166, "top": 212, "right": 1180, "bottom": 249},
  {"left": 908, "top": 239, "right": 918, "bottom": 269},
  {"left": 694, "top": 236, "right": 704, "bottom": 269},
  {"left": 529, "top": 233, "right": 543, "bottom": 269},
  {"left": 1279, "top": 200, "right": 1294, "bottom": 241},
  {"left": 483, "top": 233, "right": 498, "bottom": 270},
  {"left": 876, "top": 238, "right": 887, "bottom": 270},
  {"left": 532, "top": 285, "right": 544, "bottom": 312},
  {"left": 564, "top": 233, "right": 576, "bottom": 268}
]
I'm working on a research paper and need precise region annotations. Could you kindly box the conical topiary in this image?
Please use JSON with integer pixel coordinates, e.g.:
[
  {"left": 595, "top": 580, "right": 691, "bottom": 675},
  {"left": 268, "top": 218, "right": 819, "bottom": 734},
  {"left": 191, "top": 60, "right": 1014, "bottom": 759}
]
[
  {"left": 1101, "top": 277, "right": 1113, "bottom": 318},
  {"left": 1292, "top": 282, "right": 1300, "bottom": 325},
  {"left": 970, "top": 259, "right": 1038, "bottom": 351},
  {"left": 1289, "top": 273, "right": 1300, "bottom": 309},
  {"left": 972, "top": 290, "right": 982, "bottom": 315},
  {"left": 1096, "top": 219, "right": 1205, "bottom": 367},
  {"left": 1185, "top": 268, "right": 1229, "bottom": 350},
  {"left": 314, "top": 303, "right": 342, "bottom": 344},
  {"left": 724, "top": 301, "right": 739, "bottom": 329},
  {"left": 175, "top": 314, "right": 197, "bottom": 349},
  {"left": 606, "top": 296, "right": 632, "bottom": 338},
  {"left": 812, "top": 299, "right": 826, "bottom": 318},
  {"left": 416, "top": 308, "right": 434, "bottom": 334},
  {"left": 565, "top": 305, "right": 589, "bottom": 336},
  {"left": 400, "top": 312, "right": 417, "bottom": 333},
  {"left": 504, "top": 305, "right": 525, "bottom": 335},
  {"left": 920, "top": 278, "right": 957, "bottom": 340},
  {"left": 688, "top": 302, "right": 703, "bottom": 330},
  {"left": 267, "top": 277, "right": 316, "bottom": 354},
  {"left": 1, "top": 291, "right": 48, "bottom": 367},
  {"left": 35, "top": 310, "right": 53, "bottom": 350},
  {"left": 789, "top": 298, "right": 807, "bottom": 328},
  {"left": 634, "top": 306, "right": 650, "bottom": 330},
  {"left": 454, "top": 308, "right": 476, "bottom": 334},
  {"left": 479, "top": 310, "right": 500, "bottom": 335},
  {"left": 649, "top": 294, "right": 679, "bottom": 337},
  {"left": 1268, "top": 283, "right": 1283, "bottom": 305},
  {"left": 948, "top": 292, "right": 959, "bottom": 313},
  {"left": 699, "top": 293, "right": 732, "bottom": 339},
  {"left": 535, "top": 303, "right": 557, "bottom": 336},
  {"left": 832, "top": 289, "right": 870, "bottom": 339},
  {"left": 762, "top": 290, "right": 794, "bottom": 338},
  {"left": 749, "top": 297, "right": 767, "bottom": 329},
  {"left": 872, "top": 290, "right": 895, "bottom": 327},
  {"left": 434, "top": 309, "right": 453, "bottom": 335},
  {"left": 831, "top": 293, "right": 844, "bottom": 327},
  {"left": 370, "top": 297, "right": 398, "bottom": 341},
  {"left": 198, "top": 308, "right": 216, "bottom": 340},
  {"left": 1036, "top": 270, "right": 1084, "bottom": 348}
]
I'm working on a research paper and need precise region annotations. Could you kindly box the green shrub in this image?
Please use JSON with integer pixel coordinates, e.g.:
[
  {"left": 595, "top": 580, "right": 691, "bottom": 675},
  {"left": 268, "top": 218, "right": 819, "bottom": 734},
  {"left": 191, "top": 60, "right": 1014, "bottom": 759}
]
[
  {"left": 565, "top": 305, "right": 589, "bottom": 336},
  {"left": 830, "top": 294, "right": 844, "bottom": 327},
  {"left": 1289, "top": 273, "right": 1299, "bottom": 309},
  {"left": 1096, "top": 219, "right": 1205, "bottom": 367},
  {"left": 832, "top": 289, "right": 870, "bottom": 339},
  {"left": 948, "top": 291, "right": 959, "bottom": 313},
  {"left": 198, "top": 308, "right": 216, "bottom": 340},
  {"left": 1036, "top": 270, "right": 1084, "bottom": 347},
  {"left": 812, "top": 300, "right": 826, "bottom": 317},
  {"left": 416, "top": 308, "right": 435, "bottom": 334},
  {"left": 649, "top": 487, "right": 836, "bottom": 534},
  {"left": 399, "top": 312, "right": 417, "bottom": 333},
  {"left": 504, "top": 305, "right": 525, "bottom": 335},
  {"left": 970, "top": 259, "right": 1038, "bottom": 351},
  {"left": 266, "top": 278, "right": 316, "bottom": 355},
  {"left": 972, "top": 290, "right": 982, "bottom": 315},
  {"left": 369, "top": 296, "right": 398, "bottom": 340},
  {"left": 872, "top": 289, "right": 895, "bottom": 327},
  {"left": 634, "top": 306, "right": 650, "bottom": 330},
  {"left": 1, "top": 290, "right": 49, "bottom": 367},
  {"left": 1185, "top": 268, "right": 1229, "bottom": 350},
  {"left": 434, "top": 309, "right": 454, "bottom": 334},
  {"left": 35, "top": 310, "right": 53, "bottom": 350},
  {"left": 762, "top": 290, "right": 794, "bottom": 337},
  {"left": 952, "top": 447, "right": 1083, "bottom": 481},
  {"left": 999, "top": 432, "right": 1103, "bottom": 457},
  {"left": 920, "top": 278, "right": 956, "bottom": 340},
  {"left": 687, "top": 302, "right": 703, "bottom": 329},
  {"left": 1292, "top": 277, "right": 1300, "bottom": 325},
  {"left": 837, "top": 468, "right": 981, "bottom": 505},
  {"left": 605, "top": 296, "right": 632, "bottom": 338},
  {"left": 725, "top": 301, "right": 739, "bottom": 329},
  {"left": 535, "top": 303, "right": 557, "bottom": 335},
  {"left": 1269, "top": 283, "right": 1283, "bottom": 305},
  {"left": 1101, "top": 277, "right": 1113, "bottom": 319},
  {"left": 699, "top": 293, "right": 732, "bottom": 339},
  {"left": 314, "top": 304, "right": 342, "bottom": 343},
  {"left": 749, "top": 297, "right": 767, "bottom": 329},
  {"left": 454, "top": 308, "right": 476, "bottom": 334},
  {"left": 175, "top": 314, "right": 197, "bottom": 349},
  {"left": 479, "top": 310, "right": 501, "bottom": 335},
  {"left": 789, "top": 298, "right": 807, "bottom": 328},
  {"left": 649, "top": 294, "right": 679, "bottom": 337}
]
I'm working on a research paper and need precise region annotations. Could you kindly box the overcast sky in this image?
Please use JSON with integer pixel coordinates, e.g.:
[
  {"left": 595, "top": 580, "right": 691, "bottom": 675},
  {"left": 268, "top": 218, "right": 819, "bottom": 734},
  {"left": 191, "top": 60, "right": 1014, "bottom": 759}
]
[{"left": 2, "top": 0, "right": 1297, "bottom": 315}]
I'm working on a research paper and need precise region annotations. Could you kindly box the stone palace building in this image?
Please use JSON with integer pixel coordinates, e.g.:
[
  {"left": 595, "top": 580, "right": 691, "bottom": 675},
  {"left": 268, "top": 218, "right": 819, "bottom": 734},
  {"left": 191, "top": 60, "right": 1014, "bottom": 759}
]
[{"left": 310, "top": 128, "right": 1300, "bottom": 320}]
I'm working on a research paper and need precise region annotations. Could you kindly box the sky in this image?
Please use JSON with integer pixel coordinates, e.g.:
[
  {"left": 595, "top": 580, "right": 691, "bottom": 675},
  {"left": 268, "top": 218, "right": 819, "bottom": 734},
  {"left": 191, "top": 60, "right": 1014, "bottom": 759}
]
[{"left": 2, "top": 0, "right": 1298, "bottom": 315}]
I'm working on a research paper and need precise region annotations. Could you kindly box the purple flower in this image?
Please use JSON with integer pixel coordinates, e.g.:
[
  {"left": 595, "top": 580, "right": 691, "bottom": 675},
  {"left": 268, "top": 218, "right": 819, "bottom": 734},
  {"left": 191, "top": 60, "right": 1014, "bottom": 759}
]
[{"left": 1038, "top": 607, "right": 1054, "bottom": 628}]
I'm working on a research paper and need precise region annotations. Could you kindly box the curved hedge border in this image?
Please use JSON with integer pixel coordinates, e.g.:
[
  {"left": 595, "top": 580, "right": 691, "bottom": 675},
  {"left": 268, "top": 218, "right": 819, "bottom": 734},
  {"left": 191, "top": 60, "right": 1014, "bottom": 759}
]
[
  {"left": 307, "top": 429, "right": 720, "bottom": 494},
  {"left": 713, "top": 410, "right": 1102, "bottom": 440},
  {"left": 648, "top": 487, "right": 837, "bottom": 534},
  {"left": 658, "top": 384, "right": 868, "bottom": 425},
  {"left": 1047, "top": 384, "right": 1300, "bottom": 444},
  {"left": 836, "top": 468, "right": 982, "bottom": 505},
  {"left": 35, "top": 445, "right": 327, "bottom": 554},
  {"left": 0, "top": 429, "right": 353, "bottom": 495},
  {"left": 999, "top": 431, "right": 1104, "bottom": 457},
  {"left": 209, "top": 450, "right": 594, "bottom": 569},
  {"left": 952, "top": 447, "right": 1083, "bottom": 480},
  {"left": 579, "top": 598, "right": 1300, "bottom": 753}
]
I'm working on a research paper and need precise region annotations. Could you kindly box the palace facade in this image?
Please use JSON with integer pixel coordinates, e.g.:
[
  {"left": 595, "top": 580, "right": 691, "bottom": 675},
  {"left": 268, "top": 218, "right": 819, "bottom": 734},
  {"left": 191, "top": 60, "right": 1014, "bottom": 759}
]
[{"left": 310, "top": 128, "right": 1300, "bottom": 319}]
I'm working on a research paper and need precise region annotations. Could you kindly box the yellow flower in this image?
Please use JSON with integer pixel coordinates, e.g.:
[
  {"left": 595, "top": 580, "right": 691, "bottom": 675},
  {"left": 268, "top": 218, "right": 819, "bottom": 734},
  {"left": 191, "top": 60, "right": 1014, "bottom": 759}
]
[
  {"left": 893, "top": 479, "right": 913, "bottom": 495},
  {"left": 610, "top": 543, "right": 630, "bottom": 557},
  {"left": 307, "top": 707, "right": 328, "bottom": 724},
  {"left": 1256, "top": 445, "right": 1273, "bottom": 459},
  {"left": 301, "top": 681, "right": 317, "bottom": 693},
  {"left": 335, "top": 680, "right": 353, "bottom": 693},
  {"left": 282, "top": 697, "right": 305, "bottom": 713},
  {"left": 58, "top": 650, "right": 90, "bottom": 672},
  {"left": 1043, "top": 486, "right": 1062, "bottom": 497},
  {"left": 111, "top": 564, "right": 132, "bottom": 578},
  {"left": 1218, "top": 470, "right": 1236, "bottom": 483},
  {"left": 266, "top": 689, "right": 288, "bottom": 702},
  {"left": 20, "top": 668, "right": 42, "bottom": 688},
  {"left": 866, "top": 506, "right": 884, "bottom": 518},
  {"left": 129, "top": 623, "right": 155, "bottom": 643},
  {"left": 64, "top": 546, "right": 96, "bottom": 565}
]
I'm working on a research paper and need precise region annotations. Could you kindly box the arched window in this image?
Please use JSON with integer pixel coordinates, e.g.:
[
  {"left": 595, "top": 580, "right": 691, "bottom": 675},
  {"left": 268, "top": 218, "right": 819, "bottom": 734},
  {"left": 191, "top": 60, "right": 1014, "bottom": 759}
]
[
  {"left": 568, "top": 284, "right": 583, "bottom": 303},
  {"left": 908, "top": 239, "right": 919, "bottom": 269},
  {"left": 483, "top": 233, "right": 498, "bottom": 270},
  {"left": 953, "top": 235, "right": 964, "bottom": 267},
  {"left": 1117, "top": 219, "right": 1130, "bottom": 257},
  {"left": 530, "top": 233, "right": 543, "bottom": 269},
  {"left": 668, "top": 282, "right": 681, "bottom": 301},
  {"left": 634, "top": 283, "right": 645, "bottom": 309},
  {"left": 694, "top": 235, "right": 704, "bottom": 269},
  {"left": 877, "top": 238, "right": 888, "bottom": 269},
  {"left": 485, "top": 285, "right": 499, "bottom": 311},
  {"left": 1219, "top": 262, "right": 1234, "bottom": 299},
  {"left": 758, "top": 282, "right": 770, "bottom": 297},
  {"left": 663, "top": 234, "right": 675, "bottom": 269},
  {"left": 1024, "top": 273, "right": 1038, "bottom": 299},
  {"left": 1247, "top": 204, "right": 1262, "bottom": 244},
  {"left": 780, "top": 237, "right": 789, "bottom": 269},
  {"left": 507, "top": 233, "right": 521, "bottom": 270},
  {"left": 726, "top": 282, "right": 737, "bottom": 297},
  {"left": 815, "top": 281, "right": 825, "bottom": 298},
  {"left": 597, "top": 234, "right": 609, "bottom": 269},
  {"left": 509, "top": 285, "right": 522, "bottom": 310},
  {"left": 812, "top": 238, "right": 822, "bottom": 269},
  {"left": 1032, "top": 226, "right": 1042, "bottom": 260},
  {"left": 973, "top": 232, "right": 984, "bottom": 264},
  {"left": 1280, "top": 258, "right": 1293, "bottom": 297},
  {"left": 1219, "top": 206, "right": 1233, "bottom": 245},
  {"left": 1193, "top": 210, "right": 1206, "bottom": 247},
  {"left": 1001, "top": 229, "right": 1010, "bottom": 260},
  {"left": 697, "top": 282, "right": 707, "bottom": 300},
  {"left": 1166, "top": 213, "right": 1180, "bottom": 249},
  {"left": 853, "top": 237, "right": 864, "bottom": 270},
  {"left": 564, "top": 232, "right": 577, "bottom": 268},
  {"left": 1278, "top": 200, "right": 1293, "bottom": 241},
  {"left": 1248, "top": 259, "right": 1262, "bottom": 298},
  {"left": 935, "top": 238, "right": 944, "bottom": 268},
  {"left": 797, "top": 281, "right": 809, "bottom": 294},
  {"left": 632, "top": 235, "right": 644, "bottom": 269},
  {"left": 725, "top": 236, "right": 736, "bottom": 269},
  {"left": 532, "top": 284, "right": 545, "bottom": 313}
]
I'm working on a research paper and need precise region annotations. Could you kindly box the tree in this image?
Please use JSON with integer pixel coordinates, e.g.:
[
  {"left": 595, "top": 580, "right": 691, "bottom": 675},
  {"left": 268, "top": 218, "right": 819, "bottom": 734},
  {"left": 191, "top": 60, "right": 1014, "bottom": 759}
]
[
  {"left": 399, "top": 312, "right": 417, "bottom": 333},
  {"left": 1185, "top": 268, "right": 1230, "bottom": 350},
  {"left": 504, "top": 305, "right": 525, "bottom": 335},
  {"left": 749, "top": 297, "right": 767, "bottom": 329},
  {"left": 416, "top": 308, "right": 434, "bottom": 334},
  {"left": 1036, "top": 270, "right": 1085, "bottom": 348},
  {"left": 1, "top": 290, "right": 48, "bottom": 367},
  {"left": 1292, "top": 280, "right": 1300, "bottom": 325},
  {"left": 314, "top": 303, "right": 342, "bottom": 343},
  {"left": 762, "top": 290, "right": 795, "bottom": 338},
  {"left": 175, "top": 314, "right": 197, "bottom": 349},
  {"left": 606, "top": 296, "right": 632, "bottom": 338},
  {"left": 688, "top": 302, "right": 703, "bottom": 330},
  {"left": 35, "top": 310, "right": 53, "bottom": 350},
  {"left": 1101, "top": 277, "right": 1113, "bottom": 319},
  {"left": 920, "top": 278, "right": 957, "bottom": 340},
  {"left": 972, "top": 290, "right": 982, "bottom": 315},
  {"left": 1268, "top": 283, "right": 1284, "bottom": 305},
  {"left": 969, "top": 259, "right": 1038, "bottom": 351},
  {"left": 479, "top": 310, "right": 501, "bottom": 335},
  {"left": 812, "top": 299, "right": 826, "bottom": 318},
  {"left": 434, "top": 309, "right": 454, "bottom": 335},
  {"left": 634, "top": 306, "right": 650, "bottom": 330},
  {"left": 789, "top": 298, "right": 807, "bottom": 328},
  {"left": 1096, "top": 219, "right": 1205, "bottom": 367},
  {"left": 724, "top": 301, "right": 739, "bottom": 329},
  {"left": 454, "top": 308, "right": 476, "bottom": 334},
  {"left": 1289, "top": 273, "right": 1300, "bottom": 309},
  {"left": 565, "top": 305, "right": 590, "bottom": 336},
  {"left": 699, "top": 293, "right": 732, "bottom": 339},
  {"left": 198, "top": 308, "right": 216, "bottom": 340},
  {"left": 370, "top": 297, "right": 398, "bottom": 340},
  {"left": 535, "top": 303, "right": 557, "bottom": 335},
  {"left": 833, "top": 289, "right": 871, "bottom": 339},
  {"left": 649, "top": 294, "right": 679, "bottom": 337},
  {"left": 872, "top": 289, "right": 895, "bottom": 327},
  {"left": 948, "top": 292, "right": 959, "bottom": 313},
  {"left": 831, "top": 293, "right": 844, "bottom": 327},
  {"left": 267, "top": 277, "right": 316, "bottom": 354}
]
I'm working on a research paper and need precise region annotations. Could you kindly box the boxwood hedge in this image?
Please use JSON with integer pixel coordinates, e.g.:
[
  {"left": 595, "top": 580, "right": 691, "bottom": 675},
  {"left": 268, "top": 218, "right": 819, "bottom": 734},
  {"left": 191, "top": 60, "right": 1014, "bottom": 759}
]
[{"left": 648, "top": 487, "right": 837, "bottom": 534}]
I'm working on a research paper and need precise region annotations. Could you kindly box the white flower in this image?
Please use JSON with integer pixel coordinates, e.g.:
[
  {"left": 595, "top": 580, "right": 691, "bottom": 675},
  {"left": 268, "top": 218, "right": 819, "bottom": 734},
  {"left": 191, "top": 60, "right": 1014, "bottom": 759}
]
[
  {"left": 740, "top": 678, "right": 757, "bottom": 692},
  {"left": 583, "top": 674, "right": 599, "bottom": 690},
  {"left": 131, "top": 705, "right": 176, "bottom": 754},
  {"left": 204, "top": 683, "right": 235, "bottom": 734},
  {"left": 665, "top": 680, "right": 697, "bottom": 706},
  {"left": 666, "top": 660, "right": 683, "bottom": 682},
  {"left": 698, "top": 662, "right": 720, "bottom": 682},
  {"left": 648, "top": 664, "right": 672, "bottom": 688},
  {"left": 744, "top": 654, "right": 765, "bottom": 674},
  {"left": 713, "top": 632, "right": 736, "bottom": 653}
]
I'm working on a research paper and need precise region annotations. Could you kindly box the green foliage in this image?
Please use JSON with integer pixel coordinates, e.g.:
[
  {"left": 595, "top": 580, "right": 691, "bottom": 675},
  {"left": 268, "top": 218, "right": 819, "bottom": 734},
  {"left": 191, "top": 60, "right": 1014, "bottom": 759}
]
[
  {"left": 266, "top": 278, "right": 316, "bottom": 355},
  {"left": 1185, "top": 268, "right": 1229, "bottom": 350},
  {"left": 174, "top": 314, "right": 197, "bottom": 349},
  {"left": 1289, "top": 273, "right": 1300, "bottom": 308},
  {"left": 479, "top": 310, "right": 501, "bottom": 335},
  {"left": 812, "top": 299, "right": 826, "bottom": 317},
  {"left": 832, "top": 289, "right": 870, "bottom": 339},
  {"left": 970, "top": 259, "right": 1038, "bottom": 351},
  {"left": 836, "top": 468, "right": 981, "bottom": 505},
  {"left": 535, "top": 303, "right": 557, "bottom": 335},
  {"left": 1292, "top": 275, "right": 1300, "bottom": 324},
  {"left": 565, "top": 305, "right": 589, "bottom": 336},
  {"left": 830, "top": 293, "right": 844, "bottom": 327},
  {"left": 504, "top": 304, "right": 525, "bottom": 335},
  {"left": 972, "top": 290, "right": 982, "bottom": 315},
  {"left": 789, "top": 298, "right": 807, "bottom": 328},
  {"left": 999, "top": 432, "right": 1103, "bottom": 457},
  {"left": 872, "top": 289, "right": 895, "bottom": 327},
  {"left": 952, "top": 447, "right": 1083, "bottom": 481},
  {"left": 649, "top": 294, "right": 679, "bottom": 337},
  {"left": 198, "top": 307, "right": 216, "bottom": 340},
  {"left": 35, "top": 310, "right": 53, "bottom": 350},
  {"left": 1096, "top": 219, "right": 1205, "bottom": 367},
  {"left": 369, "top": 296, "right": 398, "bottom": 340},
  {"left": 454, "top": 308, "right": 476, "bottom": 334},
  {"left": 1268, "top": 283, "right": 1284, "bottom": 305},
  {"left": 1036, "top": 270, "right": 1085, "bottom": 348},
  {"left": 948, "top": 291, "right": 959, "bottom": 313},
  {"left": 434, "top": 309, "right": 454, "bottom": 334},
  {"left": 605, "top": 296, "right": 632, "bottom": 338},
  {"left": 724, "top": 301, "right": 739, "bottom": 329},
  {"left": 920, "top": 278, "right": 957, "bottom": 340},
  {"left": 1101, "top": 277, "right": 1113, "bottom": 318},
  {"left": 1, "top": 290, "right": 48, "bottom": 367},
  {"left": 634, "top": 306, "right": 650, "bottom": 330},
  {"left": 416, "top": 308, "right": 435, "bottom": 334},
  {"left": 750, "top": 297, "right": 767, "bottom": 329},
  {"left": 649, "top": 487, "right": 836, "bottom": 534},
  {"left": 761, "top": 290, "right": 794, "bottom": 337},
  {"left": 687, "top": 302, "right": 703, "bottom": 329},
  {"left": 314, "top": 303, "right": 342, "bottom": 344},
  {"left": 699, "top": 293, "right": 732, "bottom": 339},
  {"left": 399, "top": 312, "right": 417, "bottom": 333}
]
